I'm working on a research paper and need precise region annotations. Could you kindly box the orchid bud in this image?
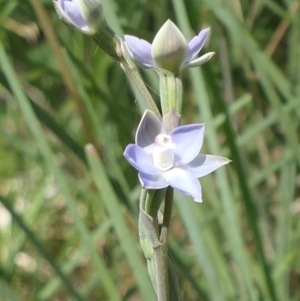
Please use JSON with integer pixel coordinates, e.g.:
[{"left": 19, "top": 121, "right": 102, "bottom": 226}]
[
  {"left": 151, "top": 20, "right": 187, "bottom": 74},
  {"left": 53, "top": 0, "right": 104, "bottom": 35}
]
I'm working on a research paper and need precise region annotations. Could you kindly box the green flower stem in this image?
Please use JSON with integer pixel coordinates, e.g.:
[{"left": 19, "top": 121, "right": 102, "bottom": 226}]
[
  {"left": 139, "top": 188, "right": 148, "bottom": 213},
  {"left": 93, "top": 25, "right": 161, "bottom": 118},
  {"left": 161, "top": 187, "right": 181, "bottom": 300},
  {"left": 159, "top": 72, "right": 183, "bottom": 115},
  {"left": 155, "top": 225, "right": 169, "bottom": 301},
  {"left": 162, "top": 187, "right": 173, "bottom": 236},
  {"left": 117, "top": 41, "right": 162, "bottom": 119},
  {"left": 145, "top": 189, "right": 165, "bottom": 222},
  {"left": 93, "top": 25, "right": 120, "bottom": 60},
  {"left": 156, "top": 187, "right": 173, "bottom": 301},
  {"left": 138, "top": 187, "right": 181, "bottom": 301}
]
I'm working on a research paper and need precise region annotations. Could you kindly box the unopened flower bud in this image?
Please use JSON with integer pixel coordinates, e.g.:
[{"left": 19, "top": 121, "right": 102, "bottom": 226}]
[
  {"left": 151, "top": 20, "right": 187, "bottom": 74},
  {"left": 125, "top": 22, "right": 212, "bottom": 73}
]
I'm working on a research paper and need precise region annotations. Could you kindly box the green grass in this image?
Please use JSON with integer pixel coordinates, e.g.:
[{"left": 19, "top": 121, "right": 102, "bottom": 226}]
[{"left": 0, "top": 0, "right": 299, "bottom": 300}]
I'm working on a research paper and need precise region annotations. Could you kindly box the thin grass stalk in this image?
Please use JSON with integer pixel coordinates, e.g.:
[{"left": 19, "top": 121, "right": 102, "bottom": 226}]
[{"left": 276, "top": 163, "right": 297, "bottom": 300}]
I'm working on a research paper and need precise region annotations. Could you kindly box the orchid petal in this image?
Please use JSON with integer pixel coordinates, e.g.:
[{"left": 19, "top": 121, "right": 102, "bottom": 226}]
[
  {"left": 64, "top": 1, "right": 88, "bottom": 29},
  {"left": 163, "top": 168, "right": 202, "bottom": 202},
  {"left": 123, "top": 144, "right": 158, "bottom": 175},
  {"left": 139, "top": 172, "right": 169, "bottom": 189},
  {"left": 186, "top": 28, "right": 210, "bottom": 62},
  {"left": 136, "top": 110, "right": 165, "bottom": 147},
  {"left": 53, "top": 1, "right": 74, "bottom": 25},
  {"left": 186, "top": 154, "right": 231, "bottom": 178},
  {"left": 170, "top": 124, "right": 205, "bottom": 165},
  {"left": 124, "top": 35, "right": 156, "bottom": 68},
  {"left": 183, "top": 52, "right": 215, "bottom": 69}
]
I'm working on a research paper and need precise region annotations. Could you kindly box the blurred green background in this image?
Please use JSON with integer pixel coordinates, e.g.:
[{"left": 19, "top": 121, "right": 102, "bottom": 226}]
[{"left": 0, "top": 0, "right": 299, "bottom": 300}]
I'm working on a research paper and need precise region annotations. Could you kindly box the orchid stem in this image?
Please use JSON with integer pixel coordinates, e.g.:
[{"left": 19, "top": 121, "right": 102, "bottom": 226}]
[
  {"left": 162, "top": 187, "right": 174, "bottom": 231},
  {"left": 156, "top": 225, "right": 170, "bottom": 301},
  {"left": 117, "top": 41, "right": 162, "bottom": 119},
  {"left": 93, "top": 25, "right": 120, "bottom": 61},
  {"left": 156, "top": 187, "right": 174, "bottom": 301},
  {"left": 93, "top": 25, "right": 161, "bottom": 119},
  {"left": 159, "top": 72, "right": 183, "bottom": 115}
]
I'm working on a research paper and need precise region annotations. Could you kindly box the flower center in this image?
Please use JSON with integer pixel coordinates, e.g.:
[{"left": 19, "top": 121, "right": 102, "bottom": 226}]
[{"left": 152, "top": 134, "right": 175, "bottom": 171}]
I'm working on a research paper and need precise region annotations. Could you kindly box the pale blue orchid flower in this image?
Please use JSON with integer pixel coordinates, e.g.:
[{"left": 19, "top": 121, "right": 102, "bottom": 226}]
[
  {"left": 123, "top": 110, "right": 230, "bottom": 202},
  {"left": 124, "top": 20, "right": 214, "bottom": 73},
  {"left": 53, "top": 0, "right": 104, "bottom": 34}
]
